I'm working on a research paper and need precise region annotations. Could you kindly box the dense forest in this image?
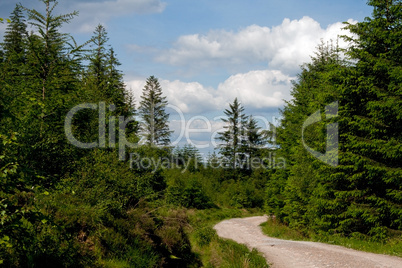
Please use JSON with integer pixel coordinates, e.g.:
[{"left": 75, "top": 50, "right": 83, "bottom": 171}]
[{"left": 0, "top": 0, "right": 401, "bottom": 267}]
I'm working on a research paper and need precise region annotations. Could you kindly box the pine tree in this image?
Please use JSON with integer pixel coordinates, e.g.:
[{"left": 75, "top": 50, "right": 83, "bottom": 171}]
[
  {"left": 217, "top": 98, "right": 248, "bottom": 169},
  {"left": 139, "top": 76, "right": 172, "bottom": 146}
]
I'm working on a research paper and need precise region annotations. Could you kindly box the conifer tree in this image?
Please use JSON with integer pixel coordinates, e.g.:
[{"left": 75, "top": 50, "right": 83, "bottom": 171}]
[
  {"left": 25, "top": 0, "right": 79, "bottom": 100},
  {"left": 243, "top": 116, "right": 265, "bottom": 168},
  {"left": 22, "top": 0, "right": 81, "bottom": 178},
  {"left": 217, "top": 98, "right": 248, "bottom": 169},
  {"left": 0, "top": 4, "right": 28, "bottom": 132},
  {"left": 139, "top": 76, "right": 172, "bottom": 146},
  {"left": 267, "top": 41, "right": 345, "bottom": 231},
  {"left": 337, "top": 0, "right": 402, "bottom": 234},
  {"left": 86, "top": 24, "right": 108, "bottom": 95},
  {"left": 2, "top": 4, "right": 27, "bottom": 63}
]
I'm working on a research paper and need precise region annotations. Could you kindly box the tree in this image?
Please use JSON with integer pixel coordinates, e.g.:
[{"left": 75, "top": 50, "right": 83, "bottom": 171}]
[
  {"left": 86, "top": 24, "right": 108, "bottom": 95},
  {"left": 267, "top": 41, "right": 345, "bottom": 231},
  {"left": 25, "top": 0, "right": 79, "bottom": 100},
  {"left": 174, "top": 144, "right": 203, "bottom": 171},
  {"left": 2, "top": 4, "right": 27, "bottom": 62},
  {"left": 80, "top": 25, "right": 137, "bottom": 147},
  {"left": 267, "top": 0, "right": 402, "bottom": 238},
  {"left": 243, "top": 115, "right": 265, "bottom": 169},
  {"left": 217, "top": 98, "right": 248, "bottom": 169},
  {"left": 0, "top": 4, "right": 28, "bottom": 132},
  {"left": 20, "top": 0, "right": 82, "bottom": 179},
  {"left": 139, "top": 76, "right": 172, "bottom": 146},
  {"left": 337, "top": 0, "right": 402, "bottom": 235}
]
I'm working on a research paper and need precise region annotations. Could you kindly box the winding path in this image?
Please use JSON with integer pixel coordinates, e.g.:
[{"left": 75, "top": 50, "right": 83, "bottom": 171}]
[{"left": 214, "top": 216, "right": 402, "bottom": 268}]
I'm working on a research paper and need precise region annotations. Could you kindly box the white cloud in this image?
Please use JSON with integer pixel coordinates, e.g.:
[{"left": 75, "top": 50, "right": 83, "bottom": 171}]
[
  {"left": 71, "top": 0, "right": 166, "bottom": 32},
  {"left": 126, "top": 69, "right": 294, "bottom": 114},
  {"left": 156, "top": 17, "right": 356, "bottom": 75},
  {"left": 217, "top": 70, "right": 292, "bottom": 109}
]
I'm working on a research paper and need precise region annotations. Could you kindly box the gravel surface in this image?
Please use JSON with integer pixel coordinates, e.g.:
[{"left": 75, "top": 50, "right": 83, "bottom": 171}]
[{"left": 214, "top": 215, "right": 402, "bottom": 268}]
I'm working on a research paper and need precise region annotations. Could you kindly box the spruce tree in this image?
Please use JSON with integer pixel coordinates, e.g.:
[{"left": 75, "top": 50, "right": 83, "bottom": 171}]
[
  {"left": 139, "top": 76, "right": 172, "bottom": 146},
  {"left": 267, "top": 41, "right": 345, "bottom": 231},
  {"left": 337, "top": 0, "right": 402, "bottom": 234},
  {"left": 86, "top": 24, "right": 108, "bottom": 96},
  {"left": 2, "top": 4, "right": 27, "bottom": 63},
  {"left": 217, "top": 98, "right": 248, "bottom": 169},
  {"left": 0, "top": 4, "right": 28, "bottom": 132},
  {"left": 21, "top": 0, "right": 81, "bottom": 179},
  {"left": 25, "top": 0, "right": 79, "bottom": 100}
]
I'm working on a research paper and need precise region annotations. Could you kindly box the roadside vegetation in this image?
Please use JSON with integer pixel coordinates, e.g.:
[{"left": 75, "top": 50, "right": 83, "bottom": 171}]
[{"left": 261, "top": 218, "right": 402, "bottom": 257}]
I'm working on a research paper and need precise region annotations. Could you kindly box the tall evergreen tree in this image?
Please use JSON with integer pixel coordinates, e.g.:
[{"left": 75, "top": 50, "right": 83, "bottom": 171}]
[
  {"left": 86, "top": 24, "right": 108, "bottom": 96},
  {"left": 106, "top": 48, "right": 134, "bottom": 116},
  {"left": 337, "top": 0, "right": 402, "bottom": 234},
  {"left": 21, "top": 0, "right": 82, "bottom": 179},
  {"left": 79, "top": 24, "right": 137, "bottom": 147},
  {"left": 25, "top": 0, "right": 79, "bottom": 100},
  {"left": 2, "top": 4, "right": 27, "bottom": 62},
  {"left": 0, "top": 4, "right": 28, "bottom": 132},
  {"left": 139, "top": 76, "right": 172, "bottom": 146},
  {"left": 217, "top": 98, "right": 248, "bottom": 169},
  {"left": 266, "top": 41, "right": 345, "bottom": 231}
]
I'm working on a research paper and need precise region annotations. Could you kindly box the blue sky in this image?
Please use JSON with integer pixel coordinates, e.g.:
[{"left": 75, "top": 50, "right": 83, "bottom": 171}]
[{"left": 0, "top": 0, "right": 373, "bottom": 155}]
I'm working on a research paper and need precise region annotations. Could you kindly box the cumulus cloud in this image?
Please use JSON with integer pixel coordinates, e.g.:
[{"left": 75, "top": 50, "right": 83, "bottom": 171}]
[
  {"left": 156, "top": 16, "right": 356, "bottom": 75},
  {"left": 217, "top": 70, "right": 292, "bottom": 109},
  {"left": 126, "top": 69, "right": 294, "bottom": 114}
]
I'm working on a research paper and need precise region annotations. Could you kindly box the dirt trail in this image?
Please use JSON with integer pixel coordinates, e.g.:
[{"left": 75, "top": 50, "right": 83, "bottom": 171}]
[{"left": 214, "top": 216, "right": 402, "bottom": 268}]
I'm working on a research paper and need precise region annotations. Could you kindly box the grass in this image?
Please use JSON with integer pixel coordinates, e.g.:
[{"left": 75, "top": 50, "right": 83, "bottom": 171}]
[
  {"left": 260, "top": 218, "right": 402, "bottom": 258},
  {"left": 186, "top": 208, "right": 269, "bottom": 268}
]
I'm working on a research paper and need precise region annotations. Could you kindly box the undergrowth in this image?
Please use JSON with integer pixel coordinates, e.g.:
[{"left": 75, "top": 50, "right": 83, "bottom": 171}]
[{"left": 186, "top": 208, "right": 269, "bottom": 268}]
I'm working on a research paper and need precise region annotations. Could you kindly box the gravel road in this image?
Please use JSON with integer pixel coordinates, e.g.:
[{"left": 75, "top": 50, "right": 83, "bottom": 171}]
[{"left": 214, "top": 215, "right": 402, "bottom": 268}]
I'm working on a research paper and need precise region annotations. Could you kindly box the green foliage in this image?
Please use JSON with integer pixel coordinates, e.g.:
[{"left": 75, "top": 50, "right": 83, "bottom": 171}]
[
  {"left": 217, "top": 98, "right": 267, "bottom": 172},
  {"left": 266, "top": 0, "right": 402, "bottom": 243},
  {"left": 220, "top": 179, "right": 264, "bottom": 208},
  {"left": 217, "top": 98, "right": 249, "bottom": 169},
  {"left": 3, "top": 0, "right": 400, "bottom": 265},
  {"left": 139, "top": 75, "right": 172, "bottom": 146},
  {"left": 187, "top": 209, "right": 268, "bottom": 267},
  {"left": 173, "top": 144, "right": 203, "bottom": 172},
  {"left": 165, "top": 170, "right": 215, "bottom": 209},
  {"left": 261, "top": 218, "right": 402, "bottom": 257}
]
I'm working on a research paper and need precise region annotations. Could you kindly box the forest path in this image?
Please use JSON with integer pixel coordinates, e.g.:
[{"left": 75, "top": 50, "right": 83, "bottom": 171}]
[{"left": 214, "top": 215, "right": 402, "bottom": 268}]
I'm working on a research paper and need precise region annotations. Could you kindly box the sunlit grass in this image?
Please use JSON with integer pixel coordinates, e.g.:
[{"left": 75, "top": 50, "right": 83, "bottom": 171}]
[{"left": 187, "top": 208, "right": 269, "bottom": 267}]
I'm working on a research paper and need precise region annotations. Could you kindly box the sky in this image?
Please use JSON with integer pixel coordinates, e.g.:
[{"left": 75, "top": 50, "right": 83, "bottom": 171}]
[{"left": 0, "top": 0, "right": 373, "bottom": 156}]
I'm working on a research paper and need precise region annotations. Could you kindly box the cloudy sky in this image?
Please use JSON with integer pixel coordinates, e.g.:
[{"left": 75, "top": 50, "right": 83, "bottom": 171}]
[{"left": 0, "top": 0, "right": 372, "bottom": 155}]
